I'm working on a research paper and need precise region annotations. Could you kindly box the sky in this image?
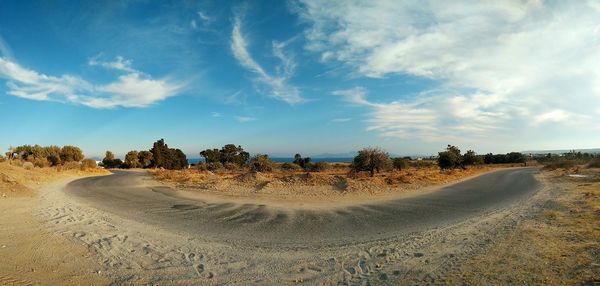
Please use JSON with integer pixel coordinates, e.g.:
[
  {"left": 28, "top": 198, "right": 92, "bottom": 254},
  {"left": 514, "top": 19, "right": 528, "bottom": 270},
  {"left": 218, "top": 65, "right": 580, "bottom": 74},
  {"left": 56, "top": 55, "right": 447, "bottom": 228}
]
[{"left": 0, "top": 0, "right": 599, "bottom": 158}]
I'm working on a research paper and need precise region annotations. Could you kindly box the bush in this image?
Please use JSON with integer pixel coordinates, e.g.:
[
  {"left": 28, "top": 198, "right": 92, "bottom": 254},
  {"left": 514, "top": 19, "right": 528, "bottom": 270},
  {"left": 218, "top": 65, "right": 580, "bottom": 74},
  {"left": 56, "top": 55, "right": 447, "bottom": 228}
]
[
  {"left": 47, "top": 155, "right": 60, "bottom": 166},
  {"left": 281, "top": 162, "right": 302, "bottom": 171},
  {"left": 542, "top": 160, "right": 577, "bottom": 170},
  {"left": 22, "top": 162, "right": 34, "bottom": 170},
  {"left": 224, "top": 162, "right": 239, "bottom": 171},
  {"left": 60, "top": 146, "right": 84, "bottom": 163},
  {"left": 61, "top": 161, "right": 81, "bottom": 170},
  {"left": 307, "top": 161, "right": 329, "bottom": 172},
  {"left": 0, "top": 154, "right": 5, "bottom": 163},
  {"left": 196, "top": 162, "right": 208, "bottom": 171},
  {"left": 392, "top": 157, "right": 409, "bottom": 170},
  {"left": 207, "top": 162, "right": 223, "bottom": 171},
  {"left": 81, "top": 158, "right": 97, "bottom": 170},
  {"left": 33, "top": 157, "right": 50, "bottom": 168},
  {"left": 587, "top": 159, "right": 600, "bottom": 168},
  {"left": 249, "top": 154, "right": 273, "bottom": 172},
  {"left": 351, "top": 147, "right": 392, "bottom": 176},
  {"left": 438, "top": 145, "right": 462, "bottom": 169}
]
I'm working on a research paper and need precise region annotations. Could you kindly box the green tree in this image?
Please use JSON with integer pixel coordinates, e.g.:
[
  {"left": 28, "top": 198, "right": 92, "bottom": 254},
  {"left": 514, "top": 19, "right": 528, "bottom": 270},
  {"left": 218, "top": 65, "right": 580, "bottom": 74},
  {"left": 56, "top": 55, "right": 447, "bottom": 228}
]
[
  {"left": 219, "top": 144, "right": 249, "bottom": 166},
  {"left": 462, "top": 150, "right": 478, "bottom": 166},
  {"left": 200, "top": 148, "right": 220, "bottom": 164},
  {"left": 438, "top": 145, "right": 462, "bottom": 169},
  {"left": 138, "top": 151, "right": 153, "bottom": 168},
  {"left": 351, "top": 147, "right": 392, "bottom": 176},
  {"left": 102, "top": 151, "right": 116, "bottom": 168},
  {"left": 124, "top": 151, "right": 140, "bottom": 168},
  {"left": 60, "top": 146, "right": 84, "bottom": 163}
]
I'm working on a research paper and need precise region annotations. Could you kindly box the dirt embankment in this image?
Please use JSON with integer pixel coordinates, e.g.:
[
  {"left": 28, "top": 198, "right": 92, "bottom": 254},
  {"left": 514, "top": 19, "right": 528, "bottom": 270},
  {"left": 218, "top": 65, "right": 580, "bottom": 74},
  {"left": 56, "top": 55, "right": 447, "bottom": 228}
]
[
  {"left": 149, "top": 164, "right": 517, "bottom": 203},
  {"left": 0, "top": 161, "right": 110, "bottom": 285}
]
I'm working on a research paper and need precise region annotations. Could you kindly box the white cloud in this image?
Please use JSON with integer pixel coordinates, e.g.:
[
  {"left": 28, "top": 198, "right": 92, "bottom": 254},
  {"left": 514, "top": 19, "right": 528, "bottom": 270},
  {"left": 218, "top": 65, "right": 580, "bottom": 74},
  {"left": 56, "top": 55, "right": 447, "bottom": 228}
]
[
  {"left": 197, "top": 11, "right": 214, "bottom": 23},
  {"left": 0, "top": 56, "right": 183, "bottom": 108},
  {"left": 211, "top": 111, "right": 221, "bottom": 117},
  {"left": 88, "top": 55, "right": 138, "bottom": 73},
  {"left": 235, "top": 116, "right": 256, "bottom": 123},
  {"left": 230, "top": 15, "right": 302, "bottom": 104},
  {"left": 298, "top": 1, "right": 600, "bottom": 141}
]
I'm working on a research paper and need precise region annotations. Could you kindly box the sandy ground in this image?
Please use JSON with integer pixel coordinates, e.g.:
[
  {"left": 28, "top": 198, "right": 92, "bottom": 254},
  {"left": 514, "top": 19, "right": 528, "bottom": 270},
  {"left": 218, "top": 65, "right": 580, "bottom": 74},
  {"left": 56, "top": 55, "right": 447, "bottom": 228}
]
[
  {"left": 1, "top": 162, "right": 597, "bottom": 285},
  {"left": 0, "top": 180, "right": 109, "bottom": 285}
]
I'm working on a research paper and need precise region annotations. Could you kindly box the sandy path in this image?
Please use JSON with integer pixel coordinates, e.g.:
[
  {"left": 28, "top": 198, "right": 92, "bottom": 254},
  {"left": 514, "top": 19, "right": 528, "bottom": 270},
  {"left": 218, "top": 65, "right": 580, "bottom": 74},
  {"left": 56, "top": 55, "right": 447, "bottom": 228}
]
[
  {"left": 17, "top": 168, "right": 545, "bottom": 285},
  {"left": 0, "top": 180, "right": 108, "bottom": 286}
]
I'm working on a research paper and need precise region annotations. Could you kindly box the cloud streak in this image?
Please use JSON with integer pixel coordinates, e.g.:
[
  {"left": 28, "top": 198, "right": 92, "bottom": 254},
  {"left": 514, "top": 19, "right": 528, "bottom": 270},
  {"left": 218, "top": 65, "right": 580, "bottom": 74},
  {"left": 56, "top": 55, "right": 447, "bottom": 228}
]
[
  {"left": 230, "top": 15, "right": 302, "bottom": 104},
  {"left": 299, "top": 0, "right": 600, "bottom": 141},
  {"left": 0, "top": 56, "right": 183, "bottom": 108}
]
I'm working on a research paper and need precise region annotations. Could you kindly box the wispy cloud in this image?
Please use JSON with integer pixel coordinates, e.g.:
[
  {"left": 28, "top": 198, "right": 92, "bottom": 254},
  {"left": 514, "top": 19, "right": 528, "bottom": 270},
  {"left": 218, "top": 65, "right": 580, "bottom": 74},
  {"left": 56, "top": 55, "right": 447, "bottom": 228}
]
[
  {"left": 299, "top": 1, "right": 600, "bottom": 140},
  {"left": 0, "top": 56, "right": 183, "bottom": 108},
  {"left": 230, "top": 14, "right": 302, "bottom": 104},
  {"left": 331, "top": 118, "right": 351, "bottom": 123},
  {"left": 88, "top": 55, "right": 137, "bottom": 73},
  {"left": 235, "top": 116, "right": 256, "bottom": 123},
  {"left": 211, "top": 111, "right": 221, "bottom": 117}
]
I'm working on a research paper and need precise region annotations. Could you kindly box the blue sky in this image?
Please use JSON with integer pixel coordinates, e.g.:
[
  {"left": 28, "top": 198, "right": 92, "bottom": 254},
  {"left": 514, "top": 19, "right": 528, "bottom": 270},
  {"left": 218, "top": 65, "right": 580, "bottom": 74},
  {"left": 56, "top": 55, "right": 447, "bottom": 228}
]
[{"left": 1, "top": 1, "right": 599, "bottom": 158}]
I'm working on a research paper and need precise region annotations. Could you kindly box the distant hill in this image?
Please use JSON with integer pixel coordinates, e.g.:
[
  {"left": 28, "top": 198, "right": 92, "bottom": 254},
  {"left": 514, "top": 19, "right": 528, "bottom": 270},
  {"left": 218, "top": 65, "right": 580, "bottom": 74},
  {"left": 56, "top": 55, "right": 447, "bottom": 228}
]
[{"left": 521, "top": 148, "right": 600, "bottom": 154}]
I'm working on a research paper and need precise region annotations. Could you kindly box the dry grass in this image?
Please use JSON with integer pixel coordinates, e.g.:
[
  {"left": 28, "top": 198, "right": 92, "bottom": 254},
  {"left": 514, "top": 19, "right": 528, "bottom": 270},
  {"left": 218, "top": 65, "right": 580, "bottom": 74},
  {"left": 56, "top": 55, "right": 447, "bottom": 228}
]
[
  {"left": 0, "top": 161, "right": 109, "bottom": 197},
  {"left": 149, "top": 164, "right": 508, "bottom": 199},
  {"left": 448, "top": 168, "right": 600, "bottom": 285}
]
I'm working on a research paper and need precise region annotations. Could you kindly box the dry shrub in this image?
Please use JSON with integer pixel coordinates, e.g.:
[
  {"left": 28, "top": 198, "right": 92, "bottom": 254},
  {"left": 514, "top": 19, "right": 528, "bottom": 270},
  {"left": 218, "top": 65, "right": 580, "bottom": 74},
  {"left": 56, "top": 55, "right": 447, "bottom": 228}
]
[
  {"left": 0, "top": 155, "right": 5, "bottom": 163},
  {"left": 224, "top": 162, "right": 239, "bottom": 171},
  {"left": 542, "top": 160, "right": 577, "bottom": 170},
  {"left": 207, "top": 162, "right": 223, "bottom": 171},
  {"left": 33, "top": 157, "right": 50, "bottom": 168},
  {"left": 309, "top": 162, "right": 330, "bottom": 172},
  {"left": 249, "top": 154, "right": 273, "bottom": 172},
  {"left": 587, "top": 159, "right": 600, "bottom": 168},
  {"left": 81, "top": 158, "right": 97, "bottom": 170},
  {"left": 196, "top": 163, "right": 208, "bottom": 171},
  {"left": 280, "top": 162, "right": 302, "bottom": 171},
  {"left": 22, "top": 162, "right": 34, "bottom": 170},
  {"left": 60, "top": 161, "right": 81, "bottom": 170}
]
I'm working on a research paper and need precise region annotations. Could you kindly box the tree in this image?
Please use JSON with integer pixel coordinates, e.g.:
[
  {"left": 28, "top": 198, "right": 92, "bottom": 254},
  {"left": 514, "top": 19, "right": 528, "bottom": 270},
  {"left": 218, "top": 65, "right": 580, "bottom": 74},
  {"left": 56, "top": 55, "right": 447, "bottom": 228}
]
[
  {"left": 149, "top": 139, "right": 188, "bottom": 170},
  {"left": 44, "top": 146, "right": 62, "bottom": 166},
  {"left": 438, "top": 145, "right": 462, "bottom": 169},
  {"left": 219, "top": 144, "right": 249, "bottom": 166},
  {"left": 138, "top": 151, "right": 153, "bottom": 168},
  {"left": 351, "top": 147, "right": 392, "bottom": 176},
  {"left": 124, "top": 151, "right": 140, "bottom": 168},
  {"left": 293, "top": 153, "right": 303, "bottom": 165},
  {"left": 102, "top": 151, "right": 117, "bottom": 168},
  {"left": 462, "top": 150, "right": 478, "bottom": 166},
  {"left": 392, "top": 157, "right": 409, "bottom": 171},
  {"left": 60, "top": 146, "right": 84, "bottom": 163},
  {"left": 200, "top": 148, "right": 220, "bottom": 164}
]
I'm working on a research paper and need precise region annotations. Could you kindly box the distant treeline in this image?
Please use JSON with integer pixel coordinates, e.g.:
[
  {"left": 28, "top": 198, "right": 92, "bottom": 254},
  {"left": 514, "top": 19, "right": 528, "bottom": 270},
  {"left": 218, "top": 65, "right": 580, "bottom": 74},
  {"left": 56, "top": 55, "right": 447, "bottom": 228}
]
[
  {"left": 4, "top": 144, "right": 85, "bottom": 167},
  {"left": 101, "top": 139, "right": 187, "bottom": 170}
]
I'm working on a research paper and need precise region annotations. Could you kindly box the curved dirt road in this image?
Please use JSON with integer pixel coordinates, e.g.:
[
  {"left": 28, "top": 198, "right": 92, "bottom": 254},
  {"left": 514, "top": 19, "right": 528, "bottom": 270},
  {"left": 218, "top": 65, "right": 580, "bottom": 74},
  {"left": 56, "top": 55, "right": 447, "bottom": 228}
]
[{"left": 65, "top": 168, "right": 540, "bottom": 247}]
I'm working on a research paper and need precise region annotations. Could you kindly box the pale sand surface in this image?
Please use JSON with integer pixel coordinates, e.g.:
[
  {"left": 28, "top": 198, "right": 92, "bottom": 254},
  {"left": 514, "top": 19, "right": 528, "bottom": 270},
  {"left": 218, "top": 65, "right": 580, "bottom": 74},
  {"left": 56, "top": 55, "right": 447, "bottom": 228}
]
[{"left": 4, "top": 164, "right": 584, "bottom": 285}]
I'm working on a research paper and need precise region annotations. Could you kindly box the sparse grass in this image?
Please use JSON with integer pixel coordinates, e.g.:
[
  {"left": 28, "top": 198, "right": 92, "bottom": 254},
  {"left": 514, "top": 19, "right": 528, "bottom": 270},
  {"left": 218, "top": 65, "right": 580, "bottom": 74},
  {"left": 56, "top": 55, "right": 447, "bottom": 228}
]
[
  {"left": 149, "top": 164, "right": 506, "bottom": 197},
  {"left": 448, "top": 169, "right": 600, "bottom": 285}
]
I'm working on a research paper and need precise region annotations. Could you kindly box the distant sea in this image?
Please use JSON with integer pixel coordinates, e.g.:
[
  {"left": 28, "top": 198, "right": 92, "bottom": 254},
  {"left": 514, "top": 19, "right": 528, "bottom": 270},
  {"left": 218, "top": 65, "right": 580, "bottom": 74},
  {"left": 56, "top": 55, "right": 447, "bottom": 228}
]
[{"left": 187, "top": 157, "right": 353, "bottom": 164}]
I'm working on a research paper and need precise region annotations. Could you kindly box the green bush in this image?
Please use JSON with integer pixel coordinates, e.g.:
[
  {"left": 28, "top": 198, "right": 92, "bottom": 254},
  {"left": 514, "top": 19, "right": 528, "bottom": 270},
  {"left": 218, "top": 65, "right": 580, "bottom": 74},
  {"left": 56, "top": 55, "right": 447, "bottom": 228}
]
[{"left": 249, "top": 154, "right": 273, "bottom": 172}]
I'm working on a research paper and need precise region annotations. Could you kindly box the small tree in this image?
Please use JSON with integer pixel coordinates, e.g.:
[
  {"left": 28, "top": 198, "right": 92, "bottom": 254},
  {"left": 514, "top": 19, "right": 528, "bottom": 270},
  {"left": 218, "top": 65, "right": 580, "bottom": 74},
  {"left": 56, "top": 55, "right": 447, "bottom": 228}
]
[
  {"left": 60, "top": 146, "right": 84, "bottom": 163},
  {"left": 392, "top": 157, "right": 409, "bottom": 171},
  {"left": 438, "top": 145, "right": 462, "bottom": 169},
  {"left": 124, "top": 151, "right": 140, "bottom": 168},
  {"left": 102, "top": 151, "right": 117, "bottom": 168},
  {"left": 200, "top": 149, "right": 220, "bottom": 164},
  {"left": 249, "top": 154, "right": 273, "bottom": 172},
  {"left": 462, "top": 150, "right": 478, "bottom": 166},
  {"left": 351, "top": 147, "right": 392, "bottom": 176},
  {"left": 138, "top": 151, "right": 153, "bottom": 168}
]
